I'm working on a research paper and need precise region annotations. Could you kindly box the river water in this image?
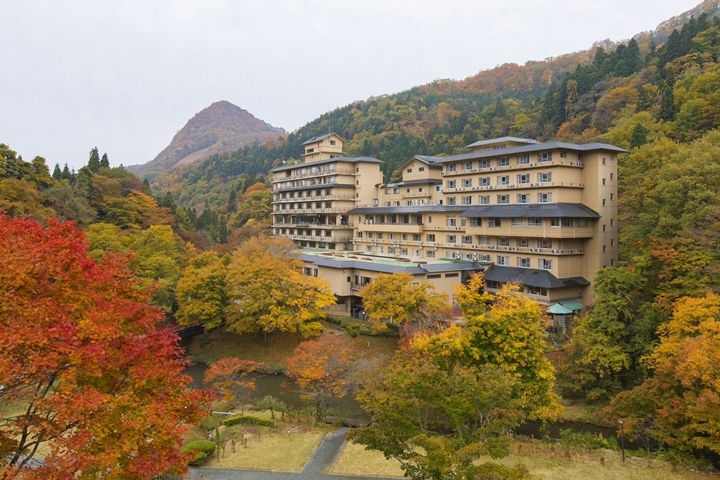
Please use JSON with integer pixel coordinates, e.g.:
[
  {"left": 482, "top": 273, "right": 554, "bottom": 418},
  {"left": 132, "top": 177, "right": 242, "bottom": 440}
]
[{"left": 183, "top": 362, "right": 368, "bottom": 419}]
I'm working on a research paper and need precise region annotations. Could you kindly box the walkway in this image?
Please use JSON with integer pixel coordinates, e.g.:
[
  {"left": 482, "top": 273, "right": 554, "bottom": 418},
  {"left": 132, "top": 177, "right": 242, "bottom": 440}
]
[{"left": 187, "top": 428, "right": 399, "bottom": 480}]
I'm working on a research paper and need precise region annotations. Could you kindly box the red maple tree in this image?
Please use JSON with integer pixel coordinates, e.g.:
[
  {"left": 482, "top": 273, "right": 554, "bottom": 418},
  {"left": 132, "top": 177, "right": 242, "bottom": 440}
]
[{"left": 0, "top": 213, "right": 213, "bottom": 479}]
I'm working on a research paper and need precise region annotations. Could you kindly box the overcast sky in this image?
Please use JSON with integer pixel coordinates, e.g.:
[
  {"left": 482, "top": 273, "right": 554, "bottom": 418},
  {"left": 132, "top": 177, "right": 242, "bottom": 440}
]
[{"left": 0, "top": 0, "right": 702, "bottom": 171}]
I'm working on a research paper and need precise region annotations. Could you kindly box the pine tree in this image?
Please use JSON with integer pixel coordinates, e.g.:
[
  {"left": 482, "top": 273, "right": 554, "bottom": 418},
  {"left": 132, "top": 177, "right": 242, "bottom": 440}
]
[
  {"left": 227, "top": 188, "right": 237, "bottom": 213},
  {"left": 100, "top": 153, "right": 110, "bottom": 168},
  {"left": 142, "top": 179, "right": 152, "bottom": 196},
  {"left": 629, "top": 124, "right": 648, "bottom": 149},
  {"left": 87, "top": 147, "right": 101, "bottom": 172},
  {"left": 52, "top": 163, "right": 62, "bottom": 179}
]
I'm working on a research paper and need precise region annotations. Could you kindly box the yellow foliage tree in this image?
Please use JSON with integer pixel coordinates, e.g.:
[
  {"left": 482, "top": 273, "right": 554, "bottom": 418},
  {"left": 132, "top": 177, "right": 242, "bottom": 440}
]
[
  {"left": 224, "top": 236, "right": 335, "bottom": 337},
  {"left": 361, "top": 272, "right": 449, "bottom": 331}
]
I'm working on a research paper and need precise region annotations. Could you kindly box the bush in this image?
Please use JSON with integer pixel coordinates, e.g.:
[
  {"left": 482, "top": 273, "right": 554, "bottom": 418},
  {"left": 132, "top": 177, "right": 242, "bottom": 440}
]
[
  {"left": 557, "top": 429, "right": 618, "bottom": 451},
  {"left": 257, "top": 363, "right": 285, "bottom": 375},
  {"left": 384, "top": 322, "right": 400, "bottom": 332},
  {"left": 223, "top": 415, "right": 276, "bottom": 427},
  {"left": 326, "top": 316, "right": 343, "bottom": 325},
  {"left": 358, "top": 327, "right": 374, "bottom": 336},
  {"left": 181, "top": 440, "right": 216, "bottom": 466},
  {"left": 345, "top": 323, "right": 360, "bottom": 337},
  {"left": 200, "top": 414, "right": 222, "bottom": 431}
]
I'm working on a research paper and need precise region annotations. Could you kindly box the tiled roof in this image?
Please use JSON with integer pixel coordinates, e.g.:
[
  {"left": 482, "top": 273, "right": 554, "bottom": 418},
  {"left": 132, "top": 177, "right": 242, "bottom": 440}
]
[
  {"left": 301, "top": 132, "right": 345, "bottom": 145},
  {"left": 461, "top": 203, "right": 600, "bottom": 218},
  {"left": 484, "top": 265, "right": 589, "bottom": 289},
  {"left": 272, "top": 156, "right": 383, "bottom": 173},
  {"left": 437, "top": 141, "right": 627, "bottom": 164}
]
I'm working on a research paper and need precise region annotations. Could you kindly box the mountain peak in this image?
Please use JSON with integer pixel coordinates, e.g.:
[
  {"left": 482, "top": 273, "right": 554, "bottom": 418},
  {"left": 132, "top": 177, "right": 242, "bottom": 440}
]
[{"left": 127, "top": 101, "right": 285, "bottom": 180}]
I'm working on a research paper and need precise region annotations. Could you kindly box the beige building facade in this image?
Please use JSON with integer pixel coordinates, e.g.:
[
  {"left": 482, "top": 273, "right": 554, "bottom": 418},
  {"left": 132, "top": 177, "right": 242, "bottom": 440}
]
[{"left": 272, "top": 134, "right": 624, "bottom": 311}]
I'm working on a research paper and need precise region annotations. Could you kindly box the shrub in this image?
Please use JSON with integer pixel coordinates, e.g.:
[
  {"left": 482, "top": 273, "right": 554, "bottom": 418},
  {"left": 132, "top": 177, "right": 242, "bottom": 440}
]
[
  {"left": 384, "top": 322, "right": 400, "bottom": 332},
  {"left": 200, "top": 414, "right": 221, "bottom": 431},
  {"left": 345, "top": 323, "right": 359, "bottom": 337},
  {"left": 181, "top": 440, "right": 216, "bottom": 466},
  {"left": 223, "top": 415, "right": 276, "bottom": 427},
  {"left": 557, "top": 429, "right": 618, "bottom": 451},
  {"left": 257, "top": 363, "right": 285, "bottom": 375}
]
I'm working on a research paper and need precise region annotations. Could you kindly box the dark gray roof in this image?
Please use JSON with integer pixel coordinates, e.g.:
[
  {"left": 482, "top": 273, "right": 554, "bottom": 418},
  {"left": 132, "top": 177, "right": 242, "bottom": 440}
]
[
  {"left": 273, "top": 156, "right": 383, "bottom": 173},
  {"left": 437, "top": 141, "right": 627, "bottom": 164},
  {"left": 301, "top": 133, "right": 344, "bottom": 145},
  {"left": 484, "top": 265, "right": 590, "bottom": 289},
  {"left": 465, "top": 137, "right": 539, "bottom": 148},
  {"left": 397, "top": 155, "right": 445, "bottom": 172},
  {"left": 300, "top": 254, "right": 483, "bottom": 275},
  {"left": 348, "top": 205, "right": 471, "bottom": 215},
  {"left": 414, "top": 155, "right": 444, "bottom": 164},
  {"left": 383, "top": 179, "right": 442, "bottom": 187},
  {"left": 461, "top": 203, "right": 600, "bottom": 219}
]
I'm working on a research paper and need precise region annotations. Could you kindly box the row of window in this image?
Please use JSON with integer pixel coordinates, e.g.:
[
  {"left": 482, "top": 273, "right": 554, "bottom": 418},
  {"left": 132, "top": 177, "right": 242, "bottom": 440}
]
[
  {"left": 446, "top": 172, "right": 553, "bottom": 189},
  {"left": 275, "top": 201, "right": 333, "bottom": 210},
  {"left": 444, "top": 193, "right": 553, "bottom": 206},
  {"left": 444, "top": 152, "right": 570, "bottom": 173},
  {"left": 277, "top": 189, "right": 333, "bottom": 199}
]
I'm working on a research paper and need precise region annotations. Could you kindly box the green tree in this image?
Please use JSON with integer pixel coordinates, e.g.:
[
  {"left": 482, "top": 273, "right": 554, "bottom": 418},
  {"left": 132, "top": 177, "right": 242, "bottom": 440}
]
[
  {"left": 100, "top": 152, "right": 110, "bottom": 168},
  {"left": 629, "top": 123, "right": 648, "bottom": 149},
  {"left": 87, "top": 146, "right": 101, "bottom": 172},
  {"left": 352, "top": 351, "right": 529, "bottom": 480}
]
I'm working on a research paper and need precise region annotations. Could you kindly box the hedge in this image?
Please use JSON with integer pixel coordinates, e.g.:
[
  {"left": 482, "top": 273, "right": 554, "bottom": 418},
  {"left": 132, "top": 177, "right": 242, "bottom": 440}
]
[
  {"left": 181, "top": 440, "right": 216, "bottom": 466},
  {"left": 223, "top": 415, "right": 276, "bottom": 427}
]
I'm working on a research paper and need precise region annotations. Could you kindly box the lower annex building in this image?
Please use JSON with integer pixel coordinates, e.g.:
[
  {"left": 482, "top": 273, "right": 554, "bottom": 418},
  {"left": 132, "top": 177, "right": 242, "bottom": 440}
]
[{"left": 271, "top": 133, "right": 624, "bottom": 318}]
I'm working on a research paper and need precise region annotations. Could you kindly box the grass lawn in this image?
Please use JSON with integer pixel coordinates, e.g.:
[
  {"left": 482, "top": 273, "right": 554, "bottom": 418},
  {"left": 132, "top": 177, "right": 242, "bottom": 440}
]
[
  {"left": 203, "top": 423, "right": 331, "bottom": 472},
  {"left": 332, "top": 439, "right": 720, "bottom": 480}
]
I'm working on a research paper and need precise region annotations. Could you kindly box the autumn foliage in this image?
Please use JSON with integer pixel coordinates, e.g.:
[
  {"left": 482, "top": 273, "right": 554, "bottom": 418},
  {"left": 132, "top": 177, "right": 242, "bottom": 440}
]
[{"left": 0, "top": 214, "right": 212, "bottom": 479}]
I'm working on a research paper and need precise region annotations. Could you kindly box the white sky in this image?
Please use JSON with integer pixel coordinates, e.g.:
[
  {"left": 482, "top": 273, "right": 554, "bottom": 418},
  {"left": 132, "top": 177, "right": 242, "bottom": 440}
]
[{"left": 0, "top": 0, "right": 702, "bottom": 171}]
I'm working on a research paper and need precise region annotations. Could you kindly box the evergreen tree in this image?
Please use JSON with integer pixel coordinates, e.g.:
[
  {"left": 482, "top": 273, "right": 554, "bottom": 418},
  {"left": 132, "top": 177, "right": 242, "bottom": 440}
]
[
  {"left": 659, "top": 74, "right": 677, "bottom": 122},
  {"left": 227, "top": 188, "right": 237, "bottom": 213},
  {"left": 629, "top": 124, "right": 648, "bottom": 149},
  {"left": 100, "top": 153, "right": 110, "bottom": 168},
  {"left": 52, "top": 163, "right": 62, "bottom": 180},
  {"left": 87, "top": 147, "right": 101, "bottom": 172},
  {"left": 141, "top": 178, "right": 152, "bottom": 196}
]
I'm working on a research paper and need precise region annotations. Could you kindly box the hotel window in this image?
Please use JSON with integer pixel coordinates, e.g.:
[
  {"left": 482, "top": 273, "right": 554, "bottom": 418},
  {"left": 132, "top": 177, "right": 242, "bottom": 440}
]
[
  {"left": 480, "top": 177, "right": 490, "bottom": 186},
  {"left": 413, "top": 234, "right": 421, "bottom": 241},
  {"left": 469, "top": 217, "right": 481, "bottom": 227},
  {"left": 560, "top": 151, "right": 567, "bottom": 159},
  {"left": 538, "top": 238, "right": 553, "bottom": 249},
  {"left": 463, "top": 161, "right": 473, "bottom": 170},
  {"left": 497, "top": 194, "right": 509, "bottom": 204},
  {"left": 538, "top": 172, "right": 552, "bottom": 183},
  {"left": 538, "top": 193, "right": 552, "bottom": 203},
  {"left": 498, "top": 175, "right": 510, "bottom": 186},
  {"left": 539, "top": 259, "right": 553, "bottom": 270},
  {"left": 487, "top": 281, "right": 502, "bottom": 289},
  {"left": 462, "top": 178, "right": 472, "bottom": 187},
  {"left": 538, "top": 152, "right": 552, "bottom": 163},
  {"left": 447, "top": 197, "right": 456, "bottom": 206},
  {"left": 377, "top": 233, "right": 383, "bottom": 239},
  {"left": 517, "top": 194, "right": 529, "bottom": 204},
  {"left": 446, "top": 235, "right": 457, "bottom": 243},
  {"left": 447, "top": 180, "right": 456, "bottom": 189},
  {"left": 329, "top": 140, "right": 336, "bottom": 145},
  {"left": 528, "top": 286, "right": 547, "bottom": 296},
  {"left": 498, "top": 157, "right": 510, "bottom": 167},
  {"left": 427, "top": 273, "right": 441, "bottom": 279},
  {"left": 427, "top": 250, "right": 435, "bottom": 258},
  {"left": 528, "top": 217, "right": 542, "bottom": 227},
  {"left": 367, "top": 232, "right": 374, "bottom": 239},
  {"left": 447, "top": 164, "right": 456, "bottom": 172},
  {"left": 406, "top": 188, "right": 412, "bottom": 193},
  {"left": 497, "top": 255, "right": 510, "bottom": 265},
  {"left": 479, "top": 195, "right": 490, "bottom": 205},
  {"left": 407, "top": 168, "right": 412, "bottom": 173},
  {"left": 426, "top": 234, "right": 435, "bottom": 242},
  {"left": 446, "top": 216, "right": 457, "bottom": 227},
  {"left": 393, "top": 188, "right": 400, "bottom": 193},
  {"left": 461, "top": 235, "right": 473, "bottom": 244},
  {"left": 517, "top": 174, "right": 530, "bottom": 184},
  {"left": 479, "top": 159, "right": 490, "bottom": 169},
  {"left": 499, "top": 237, "right": 510, "bottom": 247},
  {"left": 518, "top": 257, "right": 531, "bottom": 268},
  {"left": 562, "top": 218, "right": 573, "bottom": 227},
  {"left": 578, "top": 218, "right": 588, "bottom": 227},
  {"left": 518, "top": 154, "right": 530, "bottom": 165},
  {"left": 436, "top": 185, "right": 442, "bottom": 191},
  {"left": 419, "top": 187, "right": 424, "bottom": 192},
  {"left": 488, "top": 218, "right": 502, "bottom": 227},
  {"left": 480, "top": 254, "right": 491, "bottom": 262},
  {"left": 419, "top": 167, "right": 425, "bottom": 172},
  {"left": 610, "top": 218, "right": 614, "bottom": 226},
  {"left": 518, "top": 237, "right": 529, "bottom": 248},
  {"left": 462, "top": 196, "right": 472, "bottom": 205},
  {"left": 511, "top": 217, "right": 523, "bottom": 226},
  {"left": 478, "top": 236, "right": 489, "bottom": 245}
]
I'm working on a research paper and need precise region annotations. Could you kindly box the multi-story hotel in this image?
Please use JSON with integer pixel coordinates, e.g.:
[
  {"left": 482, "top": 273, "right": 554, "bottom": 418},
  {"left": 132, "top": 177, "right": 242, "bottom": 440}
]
[{"left": 272, "top": 133, "right": 624, "bottom": 317}]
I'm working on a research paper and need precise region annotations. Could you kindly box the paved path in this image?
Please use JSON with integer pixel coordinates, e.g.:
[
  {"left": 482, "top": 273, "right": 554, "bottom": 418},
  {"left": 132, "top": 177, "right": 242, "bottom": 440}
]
[{"left": 187, "top": 428, "right": 399, "bottom": 480}]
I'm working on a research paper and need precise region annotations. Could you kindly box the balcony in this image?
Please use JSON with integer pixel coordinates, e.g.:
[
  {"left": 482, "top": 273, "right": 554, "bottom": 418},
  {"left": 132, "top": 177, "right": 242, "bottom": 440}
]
[{"left": 356, "top": 223, "right": 424, "bottom": 234}]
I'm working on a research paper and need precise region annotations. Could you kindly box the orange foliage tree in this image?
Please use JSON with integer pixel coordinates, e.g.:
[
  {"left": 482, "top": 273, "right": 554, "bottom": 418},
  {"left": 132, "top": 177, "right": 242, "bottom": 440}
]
[
  {"left": 0, "top": 213, "right": 212, "bottom": 479},
  {"left": 285, "top": 334, "right": 357, "bottom": 420},
  {"left": 204, "top": 358, "right": 264, "bottom": 415}
]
